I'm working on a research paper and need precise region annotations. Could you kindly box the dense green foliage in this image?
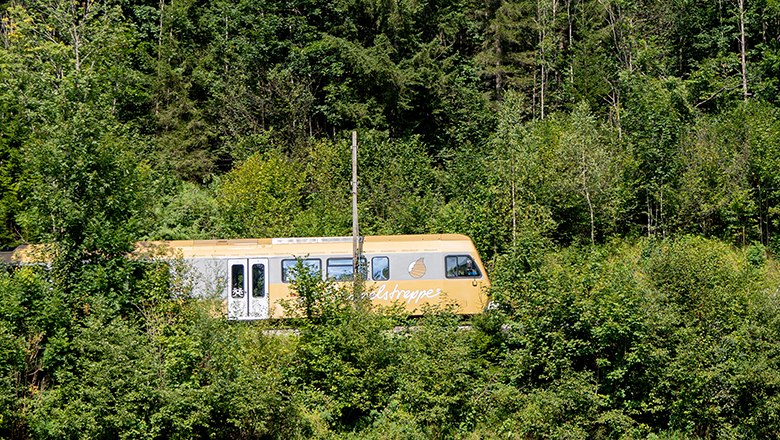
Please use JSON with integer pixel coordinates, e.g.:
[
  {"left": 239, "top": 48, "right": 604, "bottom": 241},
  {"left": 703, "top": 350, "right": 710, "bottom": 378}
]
[
  {"left": 3, "top": 0, "right": 780, "bottom": 250},
  {"left": 2, "top": 0, "right": 780, "bottom": 438},
  {"left": 3, "top": 238, "right": 780, "bottom": 438}
]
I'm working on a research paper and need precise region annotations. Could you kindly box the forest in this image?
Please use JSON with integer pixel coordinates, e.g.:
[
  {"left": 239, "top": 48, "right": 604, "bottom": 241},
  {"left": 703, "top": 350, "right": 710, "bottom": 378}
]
[{"left": 1, "top": 0, "right": 780, "bottom": 438}]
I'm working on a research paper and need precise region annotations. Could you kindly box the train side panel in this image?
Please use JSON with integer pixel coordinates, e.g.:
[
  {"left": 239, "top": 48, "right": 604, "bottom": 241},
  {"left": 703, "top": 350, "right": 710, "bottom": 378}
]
[{"left": 146, "top": 234, "right": 490, "bottom": 319}]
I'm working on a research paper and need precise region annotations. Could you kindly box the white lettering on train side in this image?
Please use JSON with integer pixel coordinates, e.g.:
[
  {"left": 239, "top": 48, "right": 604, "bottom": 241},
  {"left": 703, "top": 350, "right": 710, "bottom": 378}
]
[{"left": 370, "top": 283, "right": 442, "bottom": 304}]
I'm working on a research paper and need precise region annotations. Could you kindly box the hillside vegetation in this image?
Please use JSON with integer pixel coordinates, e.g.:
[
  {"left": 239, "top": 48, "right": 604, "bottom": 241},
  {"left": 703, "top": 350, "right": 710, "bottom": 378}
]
[{"left": 2, "top": 0, "right": 780, "bottom": 438}]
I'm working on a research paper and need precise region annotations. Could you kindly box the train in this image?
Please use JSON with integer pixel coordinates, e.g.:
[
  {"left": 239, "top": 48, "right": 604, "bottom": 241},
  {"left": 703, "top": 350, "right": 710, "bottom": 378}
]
[{"left": 2, "top": 234, "right": 491, "bottom": 320}]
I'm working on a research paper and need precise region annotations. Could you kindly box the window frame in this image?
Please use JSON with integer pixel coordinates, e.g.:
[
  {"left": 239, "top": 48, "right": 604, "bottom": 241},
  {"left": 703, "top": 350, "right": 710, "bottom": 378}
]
[
  {"left": 326, "top": 257, "right": 367, "bottom": 281},
  {"left": 371, "top": 256, "right": 390, "bottom": 281},
  {"left": 251, "top": 263, "right": 265, "bottom": 298},
  {"left": 445, "top": 255, "right": 481, "bottom": 278},
  {"left": 281, "top": 258, "right": 322, "bottom": 283},
  {"left": 230, "top": 263, "right": 245, "bottom": 298}
]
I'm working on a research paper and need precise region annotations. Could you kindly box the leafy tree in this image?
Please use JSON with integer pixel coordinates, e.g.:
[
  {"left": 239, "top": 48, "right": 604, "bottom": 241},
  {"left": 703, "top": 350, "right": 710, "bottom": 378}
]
[
  {"left": 215, "top": 150, "right": 305, "bottom": 238},
  {"left": 0, "top": 320, "right": 25, "bottom": 437},
  {"left": 0, "top": 101, "right": 23, "bottom": 247},
  {"left": 146, "top": 181, "right": 221, "bottom": 240},
  {"left": 556, "top": 102, "right": 624, "bottom": 244},
  {"left": 488, "top": 96, "right": 625, "bottom": 246},
  {"left": 485, "top": 90, "right": 555, "bottom": 251},
  {"left": 19, "top": 111, "right": 149, "bottom": 249},
  {"left": 675, "top": 110, "right": 754, "bottom": 239},
  {"left": 293, "top": 137, "right": 352, "bottom": 237},
  {"left": 358, "top": 132, "right": 442, "bottom": 236},
  {"left": 641, "top": 236, "right": 780, "bottom": 436},
  {"left": 484, "top": 237, "right": 780, "bottom": 437},
  {"left": 283, "top": 258, "right": 401, "bottom": 431},
  {"left": 622, "top": 75, "right": 691, "bottom": 237},
  {"left": 391, "top": 311, "right": 484, "bottom": 437}
]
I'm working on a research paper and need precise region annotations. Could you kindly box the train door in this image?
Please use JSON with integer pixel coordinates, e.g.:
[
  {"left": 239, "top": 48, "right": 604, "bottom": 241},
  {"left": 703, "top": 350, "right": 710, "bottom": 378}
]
[{"left": 227, "top": 258, "right": 269, "bottom": 320}]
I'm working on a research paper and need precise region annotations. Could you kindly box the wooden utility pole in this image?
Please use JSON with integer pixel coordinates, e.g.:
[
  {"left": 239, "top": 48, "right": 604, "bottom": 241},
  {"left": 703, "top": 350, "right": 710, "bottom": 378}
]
[{"left": 352, "top": 131, "right": 361, "bottom": 281}]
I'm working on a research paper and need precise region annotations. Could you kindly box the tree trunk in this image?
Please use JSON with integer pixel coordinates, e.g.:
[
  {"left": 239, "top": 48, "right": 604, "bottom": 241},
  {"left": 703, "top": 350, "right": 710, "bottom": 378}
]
[
  {"left": 738, "top": 0, "right": 749, "bottom": 100},
  {"left": 511, "top": 169, "right": 517, "bottom": 244},
  {"left": 585, "top": 187, "right": 595, "bottom": 244},
  {"left": 155, "top": 0, "right": 165, "bottom": 115}
]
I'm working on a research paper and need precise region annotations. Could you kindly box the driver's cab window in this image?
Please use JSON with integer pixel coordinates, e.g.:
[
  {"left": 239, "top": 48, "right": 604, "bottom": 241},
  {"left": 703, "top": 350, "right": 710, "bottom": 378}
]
[{"left": 445, "top": 255, "right": 480, "bottom": 278}]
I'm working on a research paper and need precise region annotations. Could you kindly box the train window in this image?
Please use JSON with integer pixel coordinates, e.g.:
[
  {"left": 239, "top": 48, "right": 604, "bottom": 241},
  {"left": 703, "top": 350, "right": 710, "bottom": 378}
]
[
  {"left": 327, "top": 258, "right": 352, "bottom": 281},
  {"left": 372, "top": 256, "right": 389, "bottom": 281},
  {"left": 251, "top": 263, "right": 265, "bottom": 297},
  {"left": 282, "top": 258, "right": 322, "bottom": 283},
  {"left": 327, "top": 258, "right": 367, "bottom": 281},
  {"left": 445, "top": 255, "right": 480, "bottom": 278},
  {"left": 231, "top": 264, "right": 245, "bottom": 298}
]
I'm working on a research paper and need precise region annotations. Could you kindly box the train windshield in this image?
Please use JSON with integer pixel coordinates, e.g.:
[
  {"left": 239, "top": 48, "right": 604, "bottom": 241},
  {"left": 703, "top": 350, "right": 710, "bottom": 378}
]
[{"left": 445, "top": 255, "right": 481, "bottom": 278}]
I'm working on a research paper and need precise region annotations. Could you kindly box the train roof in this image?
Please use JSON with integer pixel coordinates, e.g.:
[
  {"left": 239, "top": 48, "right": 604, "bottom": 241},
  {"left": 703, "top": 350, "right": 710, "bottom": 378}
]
[
  {"left": 136, "top": 234, "right": 479, "bottom": 259},
  {"left": 2, "top": 235, "right": 483, "bottom": 263},
  {"left": 0, "top": 244, "right": 52, "bottom": 265}
]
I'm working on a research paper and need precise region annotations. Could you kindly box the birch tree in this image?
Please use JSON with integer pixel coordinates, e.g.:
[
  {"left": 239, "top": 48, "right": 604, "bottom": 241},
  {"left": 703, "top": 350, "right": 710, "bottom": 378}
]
[{"left": 558, "top": 102, "right": 618, "bottom": 244}]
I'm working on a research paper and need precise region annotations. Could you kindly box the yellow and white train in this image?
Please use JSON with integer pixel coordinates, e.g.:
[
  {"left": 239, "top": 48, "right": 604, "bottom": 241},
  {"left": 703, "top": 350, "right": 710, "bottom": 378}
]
[
  {"left": 2, "top": 234, "right": 491, "bottom": 320},
  {"left": 141, "top": 234, "right": 490, "bottom": 320}
]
